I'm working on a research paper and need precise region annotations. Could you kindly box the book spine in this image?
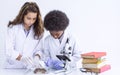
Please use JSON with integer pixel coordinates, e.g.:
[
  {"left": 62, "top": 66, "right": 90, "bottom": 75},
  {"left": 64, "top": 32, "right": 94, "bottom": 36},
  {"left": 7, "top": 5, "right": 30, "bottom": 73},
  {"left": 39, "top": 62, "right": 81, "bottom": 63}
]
[
  {"left": 82, "top": 58, "right": 106, "bottom": 64},
  {"left": 81, "top": 55, "right": 95, "bottom": 58},
  {"left": 84, "top": 65, "right": 111, "bottom": 73},
  {"left": 82, "top": 58, "right": 99, "bottom": 64},
  {"left": 82, "top": 61, "right": 106, "bottom": 68},
  {"left": 81, "top": 52, "right": 106, "bottom": 58}
]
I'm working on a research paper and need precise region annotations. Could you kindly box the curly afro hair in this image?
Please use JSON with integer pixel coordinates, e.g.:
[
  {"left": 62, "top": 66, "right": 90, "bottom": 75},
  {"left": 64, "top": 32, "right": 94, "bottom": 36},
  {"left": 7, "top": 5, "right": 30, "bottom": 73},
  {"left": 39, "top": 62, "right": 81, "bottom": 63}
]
[{"left": 44, "top": 10, "right": 69, "bottom": 31}]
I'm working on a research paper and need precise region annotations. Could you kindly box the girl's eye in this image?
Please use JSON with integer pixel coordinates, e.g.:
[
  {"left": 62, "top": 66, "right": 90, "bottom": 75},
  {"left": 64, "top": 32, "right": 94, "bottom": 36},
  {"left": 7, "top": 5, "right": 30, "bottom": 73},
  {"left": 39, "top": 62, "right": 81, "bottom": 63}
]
[{"left": 27, "top": 17, "right": 31, "bottom": 20}]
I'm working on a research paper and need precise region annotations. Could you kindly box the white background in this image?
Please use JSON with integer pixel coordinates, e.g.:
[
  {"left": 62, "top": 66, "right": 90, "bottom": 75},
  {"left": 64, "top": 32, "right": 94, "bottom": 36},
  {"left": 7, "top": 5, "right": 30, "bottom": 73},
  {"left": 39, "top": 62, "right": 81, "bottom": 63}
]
[{"left": 0, "top": 0, "right": 120, "bottom": 74}]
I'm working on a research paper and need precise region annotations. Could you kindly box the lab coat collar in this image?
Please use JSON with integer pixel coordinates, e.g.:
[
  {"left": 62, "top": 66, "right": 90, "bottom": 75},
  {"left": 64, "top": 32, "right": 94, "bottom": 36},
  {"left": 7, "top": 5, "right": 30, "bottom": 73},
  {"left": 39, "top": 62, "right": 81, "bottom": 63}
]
[
  {"left": 49, "top": 30, "right": 70, "bottom": 51},
  {"left": 20, "top": 23, "right": 34, "bottom": 38}
]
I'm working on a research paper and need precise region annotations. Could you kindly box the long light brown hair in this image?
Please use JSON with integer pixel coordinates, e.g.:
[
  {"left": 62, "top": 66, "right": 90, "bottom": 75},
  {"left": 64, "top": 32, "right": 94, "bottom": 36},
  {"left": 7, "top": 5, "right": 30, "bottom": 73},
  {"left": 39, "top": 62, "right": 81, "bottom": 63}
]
[{"left": 8, "top": 2, "right": 44, "bottom": 39}]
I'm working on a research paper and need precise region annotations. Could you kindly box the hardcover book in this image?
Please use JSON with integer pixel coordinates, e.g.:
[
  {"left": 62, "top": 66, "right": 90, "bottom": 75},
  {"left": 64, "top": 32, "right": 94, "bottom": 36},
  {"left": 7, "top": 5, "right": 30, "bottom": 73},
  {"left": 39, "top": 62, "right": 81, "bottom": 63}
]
[
  {"left": 85, "top": 65, "right": 111, "bottom": 73},
  {"left": 82, "top": 58, "right": 106, "bottom": 64},
  {"left": 82, "top": 60, "right": 106, "bottom": 68},
  {"left": 81, "top": 52, "right": 106, "bottom": 58}
]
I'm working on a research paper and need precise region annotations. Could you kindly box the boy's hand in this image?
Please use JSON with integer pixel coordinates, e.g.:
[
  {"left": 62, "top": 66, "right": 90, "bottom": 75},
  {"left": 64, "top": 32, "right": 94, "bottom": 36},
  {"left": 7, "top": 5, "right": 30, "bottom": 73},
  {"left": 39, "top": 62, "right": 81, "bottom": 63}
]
[{"left": 46, "top": 59, "right": 64, "bottom": 70}]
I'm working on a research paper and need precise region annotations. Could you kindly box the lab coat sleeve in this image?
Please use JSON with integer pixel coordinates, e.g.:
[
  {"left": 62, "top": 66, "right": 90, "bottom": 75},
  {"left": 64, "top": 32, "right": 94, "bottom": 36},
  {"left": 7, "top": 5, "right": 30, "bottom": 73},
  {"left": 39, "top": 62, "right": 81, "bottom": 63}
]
[
  {"left": 5, "top": 27, "right": 19, "bottom": 60},
  {"left": 42, "top": 39, "right": 51, "bottom": 62},
  {"left": 70, "top": 38, "right": 82, "bottom": 62},
  {"left": 43, "top": 49, "right": 51, "bottom": 62},
  {"left": 33, "top": 38, "right": 44, "bottom": 59},
  {"left": 34, "top": 40, "right": 51, "bottom": 62},
  {"left": 33, "top": 32, "right": 50, "bottom": 62}
]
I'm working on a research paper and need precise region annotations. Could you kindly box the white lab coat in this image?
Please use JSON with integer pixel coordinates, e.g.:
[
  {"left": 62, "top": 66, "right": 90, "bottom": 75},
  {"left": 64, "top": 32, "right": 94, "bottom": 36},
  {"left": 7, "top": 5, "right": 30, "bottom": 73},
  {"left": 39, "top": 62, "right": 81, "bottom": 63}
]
[
  {"left": 5, "top": 24, "right": 43, "bottom": 68},
  {"left": 43, "top": 31, "right": 81, "bottom": 67}
]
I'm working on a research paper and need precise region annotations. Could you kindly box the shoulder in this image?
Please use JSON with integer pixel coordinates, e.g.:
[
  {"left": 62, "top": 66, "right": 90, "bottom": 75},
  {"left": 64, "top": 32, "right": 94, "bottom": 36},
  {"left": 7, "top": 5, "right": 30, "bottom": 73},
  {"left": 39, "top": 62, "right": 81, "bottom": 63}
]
[
  {"left": 7, "top": 24, "right": 22, "bottom": 31},
  {"left": 42, "top": 30, "right": 51, "bottom": 40},
  {"left": 44, "top": 35, "right": 51, "bottom": 41},
  {"left": 7, "top": 24, "right": 22, "bottom": 35},
  {"left": 65, "top": 30, "right": 76, "bottom": 41}
]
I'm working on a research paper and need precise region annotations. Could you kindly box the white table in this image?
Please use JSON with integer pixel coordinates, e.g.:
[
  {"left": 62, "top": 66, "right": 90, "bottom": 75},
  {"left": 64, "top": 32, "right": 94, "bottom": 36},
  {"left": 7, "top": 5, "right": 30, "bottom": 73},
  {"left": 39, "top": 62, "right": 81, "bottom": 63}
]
[
  {"left": 0, "top": 68, "right": 25, "bottom": 75},
  {"left": 0, "top": 68, "right": 84, "bottom": 75}
]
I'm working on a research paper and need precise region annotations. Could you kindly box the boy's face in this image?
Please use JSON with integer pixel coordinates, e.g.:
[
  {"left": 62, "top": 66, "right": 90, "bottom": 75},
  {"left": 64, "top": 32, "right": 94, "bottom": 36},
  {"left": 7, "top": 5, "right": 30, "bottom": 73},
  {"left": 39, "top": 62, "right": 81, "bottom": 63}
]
[{"left": 50, "top": 31, "right": 64, "bottom": 39}]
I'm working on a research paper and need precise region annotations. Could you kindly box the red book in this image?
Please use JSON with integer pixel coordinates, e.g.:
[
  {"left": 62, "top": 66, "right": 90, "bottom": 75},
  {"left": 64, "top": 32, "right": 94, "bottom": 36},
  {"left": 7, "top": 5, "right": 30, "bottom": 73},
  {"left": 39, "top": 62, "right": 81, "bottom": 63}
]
[
  {"left": 85, "top": 65, "right": 111, "bottom": 73},
  {"left": 81, "top": 52, "right": 106, "bottom": 58},
  {"left": 100, "top": 65, "right": 111, "bottom": 73}
]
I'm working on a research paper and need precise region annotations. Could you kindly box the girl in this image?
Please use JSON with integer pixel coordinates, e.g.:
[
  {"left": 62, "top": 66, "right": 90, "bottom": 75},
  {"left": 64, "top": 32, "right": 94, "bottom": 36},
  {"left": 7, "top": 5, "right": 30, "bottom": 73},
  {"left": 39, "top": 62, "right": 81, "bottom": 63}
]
[{"left": 5, "top": 2, "right": 44, "bottom": 69}]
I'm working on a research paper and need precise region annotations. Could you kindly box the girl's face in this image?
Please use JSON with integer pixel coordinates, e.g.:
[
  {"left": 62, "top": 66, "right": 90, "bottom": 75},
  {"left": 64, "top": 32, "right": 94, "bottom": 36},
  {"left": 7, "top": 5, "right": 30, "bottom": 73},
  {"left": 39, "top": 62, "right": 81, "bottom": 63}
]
[
  {"left": 24, "top": 12, "right": 37, "bottom": 30},
  {"left": 50, "top": 31, "right": 64, "bottom": 39}
]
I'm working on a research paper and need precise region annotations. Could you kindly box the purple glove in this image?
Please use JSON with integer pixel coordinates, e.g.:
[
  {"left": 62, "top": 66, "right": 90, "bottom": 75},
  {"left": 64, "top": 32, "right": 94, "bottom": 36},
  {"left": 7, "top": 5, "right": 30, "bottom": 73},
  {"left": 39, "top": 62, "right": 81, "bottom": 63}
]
[{"left": 46, "top": 59, "right": 64, "bottom": 70}]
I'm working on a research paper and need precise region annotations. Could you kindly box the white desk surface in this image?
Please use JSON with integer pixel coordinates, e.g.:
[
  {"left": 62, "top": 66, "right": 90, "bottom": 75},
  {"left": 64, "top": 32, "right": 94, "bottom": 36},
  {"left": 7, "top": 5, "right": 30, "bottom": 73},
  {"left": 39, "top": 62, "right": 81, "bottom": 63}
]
[{"left": 0, "top": 68, "right": 84, "bottom": 75}]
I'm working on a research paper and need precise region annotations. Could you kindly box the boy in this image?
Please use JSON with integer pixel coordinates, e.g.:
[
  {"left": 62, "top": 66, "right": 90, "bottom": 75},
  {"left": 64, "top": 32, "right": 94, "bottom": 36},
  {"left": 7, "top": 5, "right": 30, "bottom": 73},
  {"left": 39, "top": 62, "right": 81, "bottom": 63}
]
[{"left": 43, "top": 10, "right": 81, "bottom": 70}]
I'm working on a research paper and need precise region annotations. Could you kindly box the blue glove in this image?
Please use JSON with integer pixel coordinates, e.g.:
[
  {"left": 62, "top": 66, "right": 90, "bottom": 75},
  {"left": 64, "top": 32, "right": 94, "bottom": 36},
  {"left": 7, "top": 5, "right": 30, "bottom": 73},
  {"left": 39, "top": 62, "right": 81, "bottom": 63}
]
[{"left": 46, "top": 59, "right": 64, "bottom": 70}]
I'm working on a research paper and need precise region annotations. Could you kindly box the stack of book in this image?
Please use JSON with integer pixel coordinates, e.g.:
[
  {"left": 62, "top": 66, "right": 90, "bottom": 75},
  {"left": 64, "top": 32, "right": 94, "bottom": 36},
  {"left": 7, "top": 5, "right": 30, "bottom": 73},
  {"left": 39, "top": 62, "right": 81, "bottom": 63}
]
[{"left": 81, "top": 52, "right": 111, "bottom": 73}]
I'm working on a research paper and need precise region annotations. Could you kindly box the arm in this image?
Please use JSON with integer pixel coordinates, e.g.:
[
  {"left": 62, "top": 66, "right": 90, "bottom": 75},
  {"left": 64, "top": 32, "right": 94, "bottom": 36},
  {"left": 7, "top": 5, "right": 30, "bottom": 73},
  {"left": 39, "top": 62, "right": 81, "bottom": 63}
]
[
  {"left": 16, "top": 54, "right": 22, "bottom": 61},
  {"left": 5, "top": 27, "right": 20, "bottom": 60},
  {"left": 42, "top": 35, "right": 53, "bottom": 62},
  {"left": 33, "top": 38, "right": 44, "bottom": 60},
  {"left": 69, "top": 37, "right": 82, "bottom": 62},
  {"left": 32, "top": 38, "right": 48, "bottom": 68}
]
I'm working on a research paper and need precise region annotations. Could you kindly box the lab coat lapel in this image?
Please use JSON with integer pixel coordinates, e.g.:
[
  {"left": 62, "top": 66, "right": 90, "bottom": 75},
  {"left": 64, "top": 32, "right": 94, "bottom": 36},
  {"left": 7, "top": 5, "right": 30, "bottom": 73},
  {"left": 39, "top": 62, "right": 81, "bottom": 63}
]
[
  {"left": 13, "top": 25, "right": 26, "bottom": 55},
  {"left": 48, "top": 36, "right": 61, "bottom": 59},
  {"left": 22, "top": 26, "right": 37, "bottom": 56},
  {"left": 50, "top": 36, "right": 60, "bottom": 50},
  {"left": 59, "top": 31, "right": 69, "bottom": 50},
  {"left": 50, "top": 31, "right": 69, "bottom": 55},
  {"left": 20, "top": 24, "right": 27, "bottom": 38}
]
